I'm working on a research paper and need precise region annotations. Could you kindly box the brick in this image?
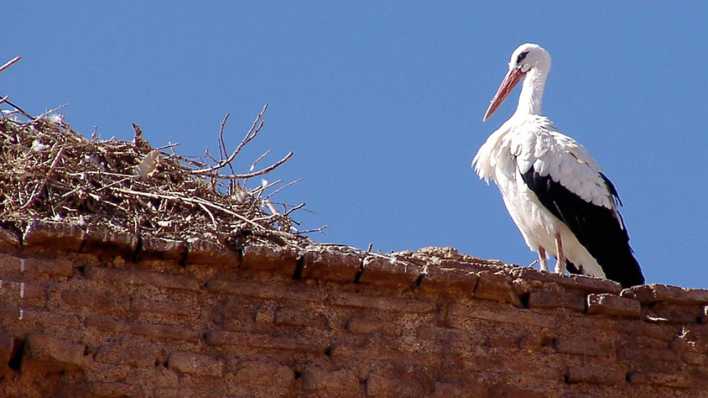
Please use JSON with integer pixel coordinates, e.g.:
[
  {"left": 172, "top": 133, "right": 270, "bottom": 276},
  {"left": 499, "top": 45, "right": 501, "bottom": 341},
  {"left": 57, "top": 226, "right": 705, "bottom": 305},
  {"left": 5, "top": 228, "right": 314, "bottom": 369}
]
[
  {"left": 21, "top": 308, "right": 83, "bottom": 330},
  {"left": 332, "top": 338, "right": 440, "bottom": 368},
  {"left": 332, "top": 291, "right": 435, "bottom": 313},
  {"left": 303, "top": 367, "right": 360, "bottom": 396},
  {"left": 90, "top": 381, "right": 142, "bottom": 397},
  {"left": 25, "top": 334, "right": 85, "bottom": 368},
  {"left": 205, "top": 330, "right": 327, "bottom": 354},
  {"left": 82, "top": 361, "right": 131, "bottom": 383},
  {"left": 83, "top": 226, "right": 138, "bottom": 254},
  {"left": 489, "top": 383, "right": 547, "bottom": 398},
  {"left": 242, "top": 244, "right": 299, "bottom": 274},
  {"left": 216, "top": 298, "right": 261, "bottom": 330},
  {"left": 511, "top": 267, "right": 622, "bottom": 294},
  {"left": 0, "top": 254, "right": 74, "bottom": 278},
  {"left": 643, "top": 302, "right": 704, "bottom": 324},
  {"left": 85, "top": 315, "right": 129, "bottom": 334},
  {"left": 0, "top": 330, "right": 16, "bottom": 365},
  {"left": 0, "top": 280, "right": 47, "bottom": 307},
  {"left": 422, "top": 261, "right": 479, "bottom": 296},
  {"left": 140, "top": 236, "right": 186, "bottom": 260},
  {"left": 587, "top": 293, "right": 641, "bottom": 318},
  {"left": 367, "top": 370, "right": 429, "bottom": 397},
  {"left": 85, "top": 266, "right": 201, "bottom": 291},
  {"left": 528, "top": 287, "right": 585, "bottom": 312},
  {"left": 254, "top": 304, "right": 276, "bottom": 325},
  {"left": 359, "top": 255, "right": 422, "bottom": 288},
  {"left": 0, "top": 225, "right": 20, "bottom": 252},
  {"left": 565, "top": 363, "right": 625, "bottom": 385},
  {"left": 556, "top": 333, "right": 614, "bottom": 357},
  {"left": 61, "top": 287, "right": 129, "bottom": 316},
  {"left": 228, "top": 360, "right": 294, "bottom": 388},
  {"left": 301, "top": 247, "right": 362, "bottom": 283},
  {"left": 95, "top": 338, "right": 163, "bottom": 368},
  {"left": 131, "top": 297, "right": 197, "bottom": 318},
  {"left": 130, "top": 321, "right": 201, "bottom": 343},
  {"left": 206, "top": 279, "right": 321, "bottom": 303},
  {"left": 275, "top": 306, "right": 327, "bottom": 329},
  {"left": 186, "top": 238, "right": 240, "bottom": 266},
  {"left": 474, "top": 271, "right": 522, "bottom": 306},
  {"left": 448, "top": 301, "right": 556, "bottom": 329},
  {"left": 433, "top": 382, "right": 485, "bottom": 398},
  {"left": 25, "top": 257, "right": 74, "bottom": 277},
  {"left": 168, "top": 351, "right": 223, "bottom": 377},
  {"left": 154, "top": 387, "right": 195, "bottom": 398},
  {"left": 23, "top": 220, "right": 85, "bottom": 252},
  {"left": 415, "top": 326, "right": 485, "bottom": 352},
  {"left": 624, "top": 284, "right": 708, "bottom": 305},
  {"left": 617, "top": 346, "right": 682, "bottom": 371},
  {"left": 129, "top": 366, "right": 179, "bottom": 388},
  {"left": 348, "top": 316, "right": 400, "bottom": 336},
  {"left": 628, "top": 372, "right": 692, "bottom": 388},
  {"left": 615, "top": 319, "right": 678, "bottom": 343}
]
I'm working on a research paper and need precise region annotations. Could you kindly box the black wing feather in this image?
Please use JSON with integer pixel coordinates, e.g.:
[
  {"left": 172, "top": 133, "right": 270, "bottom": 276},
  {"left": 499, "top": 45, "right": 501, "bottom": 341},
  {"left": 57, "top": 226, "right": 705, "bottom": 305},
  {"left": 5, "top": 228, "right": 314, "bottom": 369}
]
[{"left": 520, "top": 167, "right": 644, "bottom": 288}]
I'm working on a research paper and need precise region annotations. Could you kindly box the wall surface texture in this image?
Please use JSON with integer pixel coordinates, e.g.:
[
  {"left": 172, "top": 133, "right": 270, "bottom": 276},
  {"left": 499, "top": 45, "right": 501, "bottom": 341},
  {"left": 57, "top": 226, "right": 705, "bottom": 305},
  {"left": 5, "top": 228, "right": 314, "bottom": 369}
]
[{"left": 0, "top": 221, "right": 706, "bottom": 397}]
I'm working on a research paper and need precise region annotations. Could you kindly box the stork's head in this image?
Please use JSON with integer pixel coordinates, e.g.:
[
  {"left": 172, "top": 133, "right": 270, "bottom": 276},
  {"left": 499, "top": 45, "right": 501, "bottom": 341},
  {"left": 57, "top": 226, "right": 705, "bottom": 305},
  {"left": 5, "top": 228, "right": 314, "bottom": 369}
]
[{"left": 483, "top": 43, "right": 551, "bottom": 121}]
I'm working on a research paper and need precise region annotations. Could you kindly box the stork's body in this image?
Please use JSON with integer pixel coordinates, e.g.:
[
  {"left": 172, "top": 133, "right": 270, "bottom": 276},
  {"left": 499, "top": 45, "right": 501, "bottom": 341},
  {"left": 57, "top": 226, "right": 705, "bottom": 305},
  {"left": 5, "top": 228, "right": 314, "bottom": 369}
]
[{"left": 473, "top": 43, "right": 644, "bottom": 288}]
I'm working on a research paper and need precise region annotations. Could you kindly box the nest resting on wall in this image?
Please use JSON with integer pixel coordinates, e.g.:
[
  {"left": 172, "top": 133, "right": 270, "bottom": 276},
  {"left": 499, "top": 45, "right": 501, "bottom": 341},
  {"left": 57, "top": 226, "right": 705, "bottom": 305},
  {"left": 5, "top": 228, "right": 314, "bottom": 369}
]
[{"left": 0, "top": 96, "right": 310, "bottom": 249}]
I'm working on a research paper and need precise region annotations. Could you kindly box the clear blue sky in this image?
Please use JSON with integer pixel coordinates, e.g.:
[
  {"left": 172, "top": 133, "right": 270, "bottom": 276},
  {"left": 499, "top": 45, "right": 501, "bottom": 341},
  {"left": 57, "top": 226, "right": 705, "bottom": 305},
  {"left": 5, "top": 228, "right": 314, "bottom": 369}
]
[{"left": 5, "top": 3, "right": 708, "bottom": 288}]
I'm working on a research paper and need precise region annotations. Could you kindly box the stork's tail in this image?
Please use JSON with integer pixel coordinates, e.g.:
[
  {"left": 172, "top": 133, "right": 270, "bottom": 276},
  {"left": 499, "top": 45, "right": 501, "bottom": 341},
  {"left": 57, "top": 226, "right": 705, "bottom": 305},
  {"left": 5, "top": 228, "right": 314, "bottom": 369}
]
[{"left": 566, "top": 248, "right": 644, "bottom": 289}]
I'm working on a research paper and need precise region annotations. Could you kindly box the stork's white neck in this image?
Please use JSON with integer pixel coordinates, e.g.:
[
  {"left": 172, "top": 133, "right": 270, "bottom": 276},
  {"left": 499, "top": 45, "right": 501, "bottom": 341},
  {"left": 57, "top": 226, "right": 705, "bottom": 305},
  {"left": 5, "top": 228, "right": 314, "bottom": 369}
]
[{"left": 515, "top": 67, "right": 548, "bottom": 117}]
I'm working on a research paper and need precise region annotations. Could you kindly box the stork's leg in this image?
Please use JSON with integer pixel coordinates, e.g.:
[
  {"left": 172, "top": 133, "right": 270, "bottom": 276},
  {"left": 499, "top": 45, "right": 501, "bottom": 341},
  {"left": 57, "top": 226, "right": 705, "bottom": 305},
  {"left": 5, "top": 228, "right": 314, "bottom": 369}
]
[
  {"left": 538, "top": 247, "right": 548, "bottom": 272},
  {"left": 554, "top": 233, "right": 566, "bottom": 274}
]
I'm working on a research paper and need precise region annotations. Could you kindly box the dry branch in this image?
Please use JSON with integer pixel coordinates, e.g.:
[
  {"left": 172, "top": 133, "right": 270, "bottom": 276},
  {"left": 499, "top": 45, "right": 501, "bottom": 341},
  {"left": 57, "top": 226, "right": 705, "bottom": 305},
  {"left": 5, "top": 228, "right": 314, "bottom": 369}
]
[
  {"left": 191, "top": 104, "right": 268, "bottom": 175},
  {"left": 0, "top": 56, "right": 21, "bottom": 74},
  {"left": 216, "top": 151, "right": 294, "bottom": 180}
]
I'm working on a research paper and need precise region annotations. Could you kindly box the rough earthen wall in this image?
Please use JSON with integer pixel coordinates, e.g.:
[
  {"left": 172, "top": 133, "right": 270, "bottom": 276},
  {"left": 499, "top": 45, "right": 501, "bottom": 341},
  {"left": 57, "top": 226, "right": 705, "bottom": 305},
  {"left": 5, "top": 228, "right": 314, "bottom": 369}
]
[{"left": 0, "top": 221, "right": 706, "bottom": 397}]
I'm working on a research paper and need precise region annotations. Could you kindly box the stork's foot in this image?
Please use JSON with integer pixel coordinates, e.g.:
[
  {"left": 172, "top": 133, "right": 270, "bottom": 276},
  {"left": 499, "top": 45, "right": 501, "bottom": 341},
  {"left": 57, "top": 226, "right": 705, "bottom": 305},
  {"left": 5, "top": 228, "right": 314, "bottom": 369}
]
[
  {"left": 553, "top": 234, "right": 565, "bottom": 274},
  {"left": 538, "top": 247, "right": 548, "bottom": 272}
]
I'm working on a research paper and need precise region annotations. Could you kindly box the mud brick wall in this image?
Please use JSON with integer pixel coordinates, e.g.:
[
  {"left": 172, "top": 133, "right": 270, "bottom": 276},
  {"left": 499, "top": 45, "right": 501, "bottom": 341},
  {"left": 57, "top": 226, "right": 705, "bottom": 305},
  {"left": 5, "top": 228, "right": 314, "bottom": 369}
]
[{"left": 0, "top": 220, "right": 706, "bottom": 397}]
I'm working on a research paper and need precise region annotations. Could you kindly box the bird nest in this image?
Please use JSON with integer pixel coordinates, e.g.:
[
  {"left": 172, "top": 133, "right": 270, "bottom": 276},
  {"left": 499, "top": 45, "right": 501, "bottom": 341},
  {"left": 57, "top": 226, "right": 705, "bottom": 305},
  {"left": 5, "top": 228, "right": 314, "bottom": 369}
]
[{"left": 0, "top": 96, "right": 311, "bottom": 248}]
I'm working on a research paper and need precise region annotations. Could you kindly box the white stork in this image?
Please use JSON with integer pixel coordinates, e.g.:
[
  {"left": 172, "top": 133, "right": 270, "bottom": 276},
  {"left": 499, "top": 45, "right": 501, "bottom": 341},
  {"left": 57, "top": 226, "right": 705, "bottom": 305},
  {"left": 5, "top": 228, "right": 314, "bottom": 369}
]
[{"left": 472, "top": 43, "right": 644, "bottom": 288}]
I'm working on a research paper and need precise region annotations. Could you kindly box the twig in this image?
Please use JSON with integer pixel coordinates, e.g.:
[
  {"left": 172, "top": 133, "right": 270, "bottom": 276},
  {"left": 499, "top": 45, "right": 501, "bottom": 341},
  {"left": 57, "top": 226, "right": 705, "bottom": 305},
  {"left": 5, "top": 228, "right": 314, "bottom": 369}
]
[
  {"left": 217, "top": 113, "right": 232, "bottom": 168},
  {"left": 96, "top": 177, "right": 134, "bottom": 192},
  {"left": 265, "top": 178, "right": 302, "bottom": 198},
  {"left": 248, "top": 178, "right": 282, "bottom": 197},
  {"left": 296, "top": 225, "right": 327, "bottom": 234},
  {"left": 111, "top": 187, "right": 277, "bottom": 233},
  {"left": 0, "top": 56, "right": 21, "bottom": 74},
  {"left": 263, "top": 199, "right": 280, "bottom": 216},
  {"left": 2, "top": 97, "right": 34, "bottom": 120},
  {"left": 20, "top": 146, "right": 65, "bottom": 209},
  {"left": 216, "top": 151, "right": 293, "bottom": 179},
  {"left": 284, "top": 202, "right": 305, "bottom": 217},
  {"left": 31, "top": 104, "right": 68, "bottom": 125},
  {"left": 197, "top": 202, "right": 218, "bottom": 229},
  {"left": 157, "top": 142, "right": 180, "bottom": 151},
  {"left": 191, "top": 104, "right": 268, "bottom": 175},
  {"left": 249, "top": 149, "right": 271, "bottom": 171},
  {"left": 216, "top": 113, "right": 238, "bottom": 194}
]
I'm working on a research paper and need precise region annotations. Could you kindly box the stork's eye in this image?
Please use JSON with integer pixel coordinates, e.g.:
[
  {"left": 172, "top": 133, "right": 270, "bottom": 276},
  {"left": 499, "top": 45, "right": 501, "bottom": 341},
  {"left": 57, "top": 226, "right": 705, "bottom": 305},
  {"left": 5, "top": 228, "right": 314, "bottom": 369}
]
[{"left": 516, "top": 51, "right": 529, "bottom": 64}]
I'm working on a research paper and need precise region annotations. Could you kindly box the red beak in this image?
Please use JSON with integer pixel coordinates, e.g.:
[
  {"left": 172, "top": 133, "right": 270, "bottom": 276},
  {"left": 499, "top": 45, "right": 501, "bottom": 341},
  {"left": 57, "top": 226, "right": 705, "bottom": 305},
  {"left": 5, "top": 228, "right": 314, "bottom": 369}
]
[{"left": 482, "top": 67, "right": 525, "bottom": 122}]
